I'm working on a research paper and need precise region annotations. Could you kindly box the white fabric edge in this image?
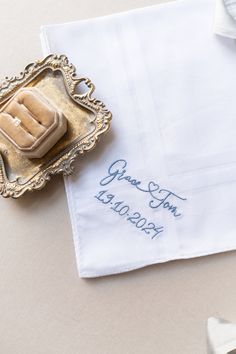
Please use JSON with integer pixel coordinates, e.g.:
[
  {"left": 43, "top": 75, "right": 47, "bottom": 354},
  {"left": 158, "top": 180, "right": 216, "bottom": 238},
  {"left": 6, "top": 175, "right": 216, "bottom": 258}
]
[
  {"left": 40, "top": 0, "right": 180, "bottom": 31},
  {"left": 78, "top": 247, "right": 236, "bottom": 278},
  {"left": 40, "top": 29, "right": 84, "bottom": 276},
  {"left": 214, "top": 26, "right": 236, "bottom": 38}
]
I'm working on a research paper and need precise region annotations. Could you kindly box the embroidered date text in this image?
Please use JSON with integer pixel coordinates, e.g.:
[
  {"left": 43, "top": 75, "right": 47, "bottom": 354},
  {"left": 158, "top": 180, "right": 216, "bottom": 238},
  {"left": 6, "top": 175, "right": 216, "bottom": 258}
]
[{"left": 95, "top": 190, "right": 164, "bottom": 240}]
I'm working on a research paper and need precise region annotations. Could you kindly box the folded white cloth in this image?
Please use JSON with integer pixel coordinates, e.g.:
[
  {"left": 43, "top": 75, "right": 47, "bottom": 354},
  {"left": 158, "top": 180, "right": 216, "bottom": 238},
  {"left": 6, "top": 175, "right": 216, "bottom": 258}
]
[
  {"left": 214, "top": 0, "right": 236, "bottom": 38},
  {"left": 224, "top": 0, "right": 236, "bottom": 19},
  {"left": 208, "top": 317, "right": 236, "bottom": 354},
  {"left": 41, "top": 0, "right": 236, "bottom": 278}
]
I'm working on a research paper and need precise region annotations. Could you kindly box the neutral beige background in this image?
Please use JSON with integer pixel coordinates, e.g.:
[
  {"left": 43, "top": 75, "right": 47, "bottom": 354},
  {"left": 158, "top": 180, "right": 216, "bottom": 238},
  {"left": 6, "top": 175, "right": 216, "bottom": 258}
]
[{"left": 0, "top": 0, "right": 235, "bottom": 353}]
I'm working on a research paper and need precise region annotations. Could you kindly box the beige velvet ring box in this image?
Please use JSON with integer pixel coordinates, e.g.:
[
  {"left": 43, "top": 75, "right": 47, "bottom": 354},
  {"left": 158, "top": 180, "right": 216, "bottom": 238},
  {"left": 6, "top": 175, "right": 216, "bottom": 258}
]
[{"left": 0, "top": 87, "right": 67, "bottom": 158}]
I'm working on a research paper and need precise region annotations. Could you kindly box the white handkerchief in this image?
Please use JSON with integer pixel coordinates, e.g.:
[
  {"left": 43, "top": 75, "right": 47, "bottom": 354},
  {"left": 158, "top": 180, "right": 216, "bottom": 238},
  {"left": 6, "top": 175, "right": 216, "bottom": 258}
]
[
  {"left": 41, "top": 0, "right": 236, "bottom": 278},
  {"left": 214, "top": 0, "right": 236, "bottom": 38},
  {"left": 208, "top": 317, "right": 236, "bottom": 353}
]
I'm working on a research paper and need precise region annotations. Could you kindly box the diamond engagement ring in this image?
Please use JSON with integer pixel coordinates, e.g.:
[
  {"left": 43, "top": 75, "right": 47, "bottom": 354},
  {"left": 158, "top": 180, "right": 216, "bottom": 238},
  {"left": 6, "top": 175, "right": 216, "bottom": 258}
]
[{"left": 14, "top": 117, "right": 21, "bottom": 127}]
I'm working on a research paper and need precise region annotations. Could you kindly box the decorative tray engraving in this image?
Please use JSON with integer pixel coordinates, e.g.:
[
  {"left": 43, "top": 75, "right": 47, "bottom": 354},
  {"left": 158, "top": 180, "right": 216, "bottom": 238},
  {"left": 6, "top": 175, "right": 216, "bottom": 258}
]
[{"left": 0, "top": 54, "right": 112, "bottom": 198}]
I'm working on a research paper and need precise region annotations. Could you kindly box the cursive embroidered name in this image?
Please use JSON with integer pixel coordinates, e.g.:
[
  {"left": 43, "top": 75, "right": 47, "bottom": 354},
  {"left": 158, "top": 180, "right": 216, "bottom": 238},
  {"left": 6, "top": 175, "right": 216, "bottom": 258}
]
[{"left": 100, "top": 159, "right": 186, "bottom": 218}]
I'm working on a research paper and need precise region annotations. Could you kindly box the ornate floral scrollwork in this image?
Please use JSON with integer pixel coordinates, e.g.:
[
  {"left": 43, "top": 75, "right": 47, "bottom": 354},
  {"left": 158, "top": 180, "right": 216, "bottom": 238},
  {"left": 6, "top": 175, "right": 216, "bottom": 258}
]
[{"left": 0, "top": 54, "right": 112, "bottom": 198}]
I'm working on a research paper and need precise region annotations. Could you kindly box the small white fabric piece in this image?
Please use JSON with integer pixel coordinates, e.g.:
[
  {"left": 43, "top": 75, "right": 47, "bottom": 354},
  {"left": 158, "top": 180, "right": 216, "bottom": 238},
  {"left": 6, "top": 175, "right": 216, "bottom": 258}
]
[
  {"left": 224, "top": 0, "right": 236, "bottom": 20},
  {"left": 41, "top": 0, "right": 236, "bottom": 278},
  {"left": 208, "top": 317, "right": 236, "bottom": 354},
  {"left": 214, "top": 0, "right": 236, "bottom": 38}
]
